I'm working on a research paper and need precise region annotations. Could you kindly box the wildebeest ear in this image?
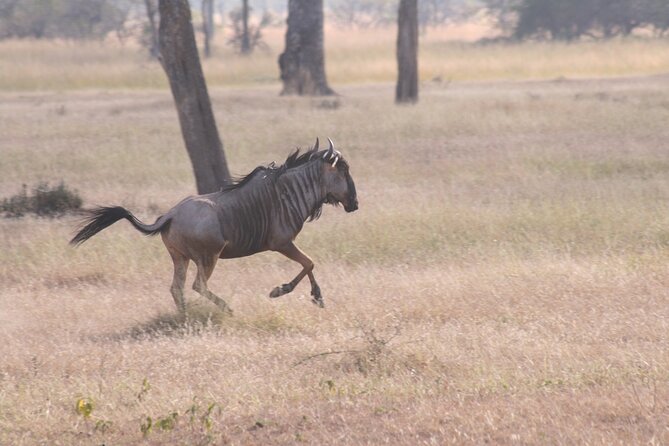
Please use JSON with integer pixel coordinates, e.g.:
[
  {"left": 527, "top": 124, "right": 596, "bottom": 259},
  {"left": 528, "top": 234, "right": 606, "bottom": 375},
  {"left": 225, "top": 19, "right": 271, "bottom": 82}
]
[{"left": 313, "top": 137, "right": 319, "bottom": 150}]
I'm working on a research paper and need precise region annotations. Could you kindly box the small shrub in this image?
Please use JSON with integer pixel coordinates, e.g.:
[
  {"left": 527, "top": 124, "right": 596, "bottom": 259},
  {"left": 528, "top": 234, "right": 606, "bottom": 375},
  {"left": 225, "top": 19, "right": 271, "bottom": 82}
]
[{"left": 1, "top": 182, "right": 82, "bottom": 218}]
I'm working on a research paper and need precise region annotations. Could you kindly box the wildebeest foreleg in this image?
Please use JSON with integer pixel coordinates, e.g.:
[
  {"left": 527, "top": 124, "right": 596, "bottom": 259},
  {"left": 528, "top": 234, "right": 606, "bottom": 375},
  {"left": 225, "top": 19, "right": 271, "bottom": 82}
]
[
  {"left": 192, "top": 254, "right": 233, "bottom": 315},
  {"left": 270, "top": 242, "right": 324, "bottom": 307}
]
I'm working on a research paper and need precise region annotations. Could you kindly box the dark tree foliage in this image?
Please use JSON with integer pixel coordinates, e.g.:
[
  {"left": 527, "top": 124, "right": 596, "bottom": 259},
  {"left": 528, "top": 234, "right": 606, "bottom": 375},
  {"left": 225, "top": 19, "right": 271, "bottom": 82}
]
[
  {"left": 0, "top": 0, "right": 129, "bottom": 40},
  {"left": 489, "top": 0, "right": 669, "bottom": 40},
  {"left": 514, "top": 0, "right": 599, "bottom": 41}
]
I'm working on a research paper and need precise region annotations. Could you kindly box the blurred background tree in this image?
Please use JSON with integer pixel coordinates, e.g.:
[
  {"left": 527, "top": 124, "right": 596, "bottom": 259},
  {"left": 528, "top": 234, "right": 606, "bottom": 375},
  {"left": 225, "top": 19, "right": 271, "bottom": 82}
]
[
  {"left": 0, "top": 0, "right": 132, "bottom": 40},
  {"left": 329, "top": 0, "right": 476, "bottom": 30},
  {"left": 3, "top": 0, "right": 669, "bottom": 44},
  {"left": 484, "top": 0, "right": 669, "bottom": 40},
  {"left": 279, "top": 0, "right": 334, "bottom": 96},
  {"left": 142, "top": 0, "right": 159, "bottom": 57},
  {"left": 227, "top": 0, "right": 272, "bottom": 54},
  {"left": 201, "top": 0, "right": 214, "bottom": 56},
  {"left": 396, "top": 0, "right": 418, "bottom": 103}
]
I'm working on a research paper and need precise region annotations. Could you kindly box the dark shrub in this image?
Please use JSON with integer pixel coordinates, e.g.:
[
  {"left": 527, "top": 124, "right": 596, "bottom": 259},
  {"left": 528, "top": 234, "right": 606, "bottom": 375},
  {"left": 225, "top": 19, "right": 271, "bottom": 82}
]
[{"left": 1, "top": 182, "right": 82, "bottom": 218}]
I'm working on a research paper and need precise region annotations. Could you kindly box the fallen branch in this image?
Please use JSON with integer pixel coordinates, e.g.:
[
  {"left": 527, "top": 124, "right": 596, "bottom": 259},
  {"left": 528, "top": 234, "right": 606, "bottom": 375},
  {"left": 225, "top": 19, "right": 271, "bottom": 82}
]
[{"left": 292, "top": 349, "right": 361, "bottom": 367}]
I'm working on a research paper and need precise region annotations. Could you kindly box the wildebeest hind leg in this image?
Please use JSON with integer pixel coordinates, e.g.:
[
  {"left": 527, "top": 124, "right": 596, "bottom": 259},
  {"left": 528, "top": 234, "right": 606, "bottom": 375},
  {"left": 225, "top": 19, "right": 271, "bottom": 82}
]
[
  {"left": 168, "top": 250, "right": 189, "bottom": 313},
  {"left": 193, "top": 254, "right": 233, "bottom": 315}
]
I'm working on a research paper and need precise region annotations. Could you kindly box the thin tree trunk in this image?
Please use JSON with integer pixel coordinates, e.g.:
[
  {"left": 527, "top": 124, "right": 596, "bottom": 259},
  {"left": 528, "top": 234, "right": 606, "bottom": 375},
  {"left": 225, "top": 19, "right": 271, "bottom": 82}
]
[
  {"left": 241, "top": 0, "right": 250, "bottom": 54},
  {"left": 158, "top": 0, "right": 231, "bottom": 194},
  {"left": 396, "top": 0, "right": 418, "bottom": 104},
  {"left": 202, "top": 0, "right": 214, "bottom": 58},
  {"left": 278, "top": 0, "right": 334, "bottom": 96},
  {"left": 218, "top": 0, "right": 226, "bottom": 31},
  {"left": 144, "top": 0, "right": 160, "bottom": 58}
]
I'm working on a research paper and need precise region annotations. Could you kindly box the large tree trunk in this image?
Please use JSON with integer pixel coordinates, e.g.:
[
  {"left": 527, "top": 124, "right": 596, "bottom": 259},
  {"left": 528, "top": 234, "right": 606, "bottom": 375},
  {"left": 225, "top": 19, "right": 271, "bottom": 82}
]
[
  {"left": 202, "top": 0, "right": 214, "bottom": 58},
  {"left": 278, "top": 0, "right": 334, "bottom": 96},
  {"left": 158, "top": 0, "right": 231, "bottom": 194},
  {"left": 396, "top": 0, "right": 418, "bottom": 104}
]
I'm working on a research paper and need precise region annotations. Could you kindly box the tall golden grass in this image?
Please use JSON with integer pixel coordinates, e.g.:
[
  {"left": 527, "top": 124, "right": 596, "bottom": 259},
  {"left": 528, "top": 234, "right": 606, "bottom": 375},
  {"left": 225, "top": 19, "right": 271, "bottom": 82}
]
[
  {"left": 3, "top": 26, "right": 669, "bottom": 91},
  {"left": 1, "top": 33, "right": 669, "bottom": 443}
]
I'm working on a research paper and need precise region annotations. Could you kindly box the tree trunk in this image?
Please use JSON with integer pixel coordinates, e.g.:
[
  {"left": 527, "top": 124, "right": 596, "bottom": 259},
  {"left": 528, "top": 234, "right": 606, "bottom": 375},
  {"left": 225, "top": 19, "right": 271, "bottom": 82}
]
[
  {"left": 158, "top": 0, "right": 231, "bottom": 194},
  {"left": 241, "top": 0, "right": 250, "bottom": 54},
  {"left": 278, "top": 0, "right": 334, "bottom": 96},
  {"left": 144, "top": 0, "right": 160, "bottom": 58},
  {"left": 396, "top": 0, "right": 418, "bottom": 104},
  {"left": 202, "top": 0, "right": 214, "bottom": 58}
]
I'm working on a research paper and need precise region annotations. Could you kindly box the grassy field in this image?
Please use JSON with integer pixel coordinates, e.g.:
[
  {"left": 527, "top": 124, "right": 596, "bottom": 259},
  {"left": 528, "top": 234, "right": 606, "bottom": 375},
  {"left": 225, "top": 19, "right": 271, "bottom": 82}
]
[
  {"left": 2, "top": 31, "right": 669, "bottom": 444},
  {"left": 4, "top": 26, "right": 669, "bottom": 90}
]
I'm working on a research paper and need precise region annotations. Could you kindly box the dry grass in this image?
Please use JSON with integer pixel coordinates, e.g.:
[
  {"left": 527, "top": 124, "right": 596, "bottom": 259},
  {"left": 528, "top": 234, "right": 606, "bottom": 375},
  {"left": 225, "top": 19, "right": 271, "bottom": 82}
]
[
  {"left": 2, "top": 39, "right": 669, "bottom": 443},
  {"left": 4, "top": 26, "right": 669, "bottom": 91}
]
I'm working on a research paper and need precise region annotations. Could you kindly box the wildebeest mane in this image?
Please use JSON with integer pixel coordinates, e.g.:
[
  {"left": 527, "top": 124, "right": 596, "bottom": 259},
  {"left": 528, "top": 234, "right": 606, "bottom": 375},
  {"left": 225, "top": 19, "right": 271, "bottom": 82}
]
[{"left": 222, "top": 147, "right": 324, "bottom": 193}]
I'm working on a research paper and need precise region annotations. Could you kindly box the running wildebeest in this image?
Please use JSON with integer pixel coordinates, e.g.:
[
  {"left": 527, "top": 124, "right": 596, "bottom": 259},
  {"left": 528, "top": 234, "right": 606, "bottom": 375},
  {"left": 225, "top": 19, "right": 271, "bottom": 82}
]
[{"left": 70, "top": 138, "right": 358, "bottom": 314}]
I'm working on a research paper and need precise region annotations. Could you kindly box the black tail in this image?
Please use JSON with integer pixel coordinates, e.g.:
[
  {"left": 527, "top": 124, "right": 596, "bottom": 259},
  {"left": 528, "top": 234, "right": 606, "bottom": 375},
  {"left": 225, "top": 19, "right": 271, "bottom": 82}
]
[{"left": 70, "top": 206, "right": 170, "bottom": 246}]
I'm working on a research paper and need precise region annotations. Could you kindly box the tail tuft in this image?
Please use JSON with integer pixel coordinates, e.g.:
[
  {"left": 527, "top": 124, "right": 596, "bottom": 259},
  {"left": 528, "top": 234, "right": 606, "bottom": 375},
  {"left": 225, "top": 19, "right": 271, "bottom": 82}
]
[{"left": 70, "top": 206, "right": 131, "bottom": 246}]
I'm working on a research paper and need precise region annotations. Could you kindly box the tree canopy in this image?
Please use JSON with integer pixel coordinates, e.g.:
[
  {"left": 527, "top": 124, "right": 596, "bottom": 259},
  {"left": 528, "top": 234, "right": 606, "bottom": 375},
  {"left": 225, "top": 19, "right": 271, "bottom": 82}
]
[
  {"left": 0, "top": 0, "right": 131, "bottom": 39},
  {"left": 486, "top": 0, "right": 669, "bottom": 40}
]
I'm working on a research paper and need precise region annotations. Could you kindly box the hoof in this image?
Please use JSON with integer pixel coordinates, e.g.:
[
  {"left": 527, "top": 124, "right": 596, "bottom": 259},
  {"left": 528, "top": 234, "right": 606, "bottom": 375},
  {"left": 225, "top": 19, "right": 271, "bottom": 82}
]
[
  {"left": 311, "top": 285, "right": 324, "bottom": 308},
  {"left": 214, "top": 301, "right": 233, "bottom": 316},
  {"left": 269, "top": 284, "right": 292, "bottom": 298},
  {"left": 221, "top": 306, "right": 233, "bottom": 316}
]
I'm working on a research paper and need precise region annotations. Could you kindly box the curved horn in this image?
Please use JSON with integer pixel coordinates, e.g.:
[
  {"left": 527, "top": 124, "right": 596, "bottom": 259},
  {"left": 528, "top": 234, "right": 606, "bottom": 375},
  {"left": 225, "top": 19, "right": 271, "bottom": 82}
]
[
  {"left": 326, "top": 138, "right": 342, "bottom": 158},
  {"left": 323, "top": 137, "right": 336, "bottom": 160},
  {"left": 332, "top": 156, "right": 339, "bottom": 167},
  {"left": 322, "top": 137, "right": 334, "bottom": 160},
  {"left": 313, "top": 137, "right": 319, "bottom": 150}
]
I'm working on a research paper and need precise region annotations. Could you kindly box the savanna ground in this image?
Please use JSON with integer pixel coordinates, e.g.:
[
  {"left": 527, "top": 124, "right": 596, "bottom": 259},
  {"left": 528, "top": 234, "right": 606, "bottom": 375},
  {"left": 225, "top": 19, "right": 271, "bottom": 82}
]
[{"left": 2, "top": 26, "right": 669, "bottom": 445}]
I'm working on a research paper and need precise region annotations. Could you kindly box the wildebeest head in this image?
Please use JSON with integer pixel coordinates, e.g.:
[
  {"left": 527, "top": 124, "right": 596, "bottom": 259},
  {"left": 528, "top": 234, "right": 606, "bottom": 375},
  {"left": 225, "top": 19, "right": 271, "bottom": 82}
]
[{"left": 318, "top": 138, "right": 358, "bottom": 213}]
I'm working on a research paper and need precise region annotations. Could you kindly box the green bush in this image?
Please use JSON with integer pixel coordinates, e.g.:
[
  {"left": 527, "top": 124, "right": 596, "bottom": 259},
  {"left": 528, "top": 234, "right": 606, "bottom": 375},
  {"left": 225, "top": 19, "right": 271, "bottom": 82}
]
[{"left": 1, "top": 182, "right": 82, "bottom": 218}]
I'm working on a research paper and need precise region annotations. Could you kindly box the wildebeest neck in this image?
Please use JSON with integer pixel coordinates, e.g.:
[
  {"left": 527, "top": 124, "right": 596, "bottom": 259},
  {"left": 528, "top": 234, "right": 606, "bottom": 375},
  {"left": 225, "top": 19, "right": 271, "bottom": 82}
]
[
  {"left": 276, "top": 161, "right": 326, "bottom": 226},
  {"left": 213, "top": 161, "right": 326, "bottom": 256}
]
